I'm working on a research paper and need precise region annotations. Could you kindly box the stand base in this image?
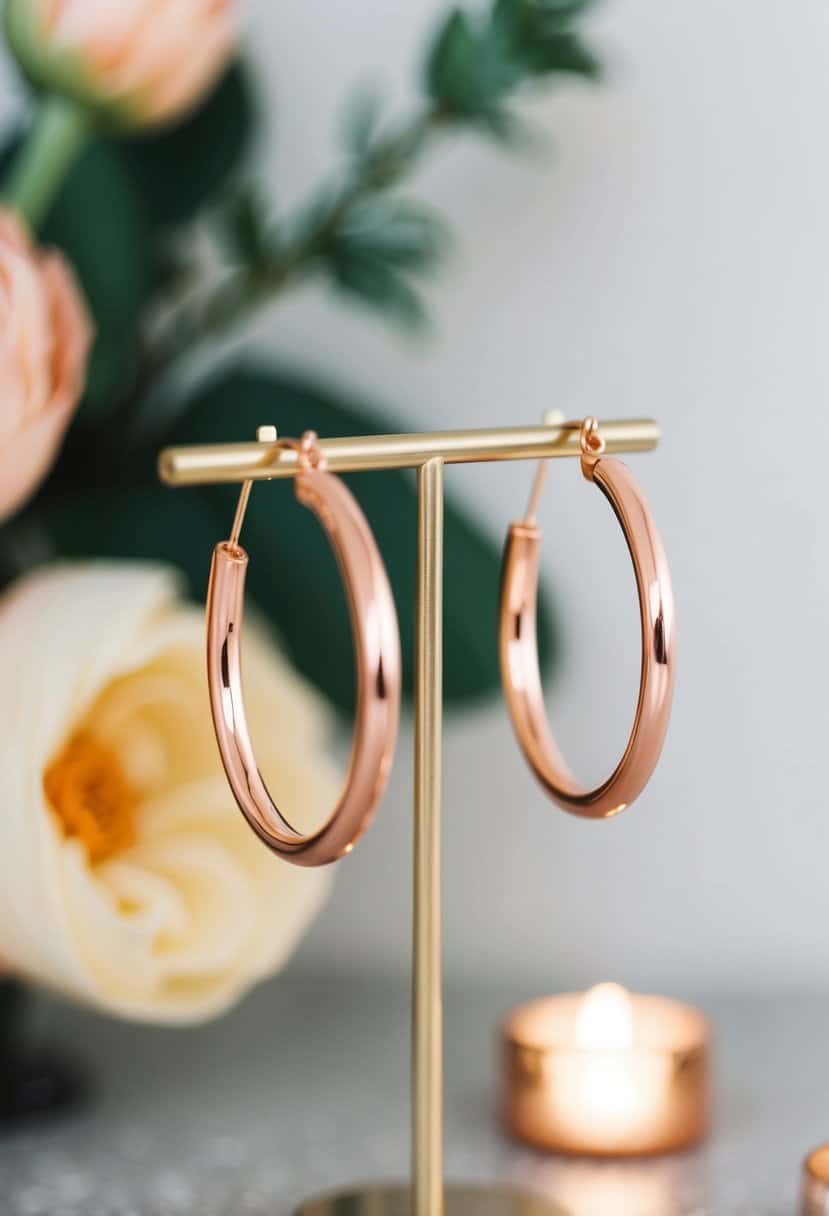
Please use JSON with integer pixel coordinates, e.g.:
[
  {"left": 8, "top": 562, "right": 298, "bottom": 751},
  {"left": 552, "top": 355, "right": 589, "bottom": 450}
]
[{"left": 296, "top": 1183, "right": 567, "bottom": 1216}]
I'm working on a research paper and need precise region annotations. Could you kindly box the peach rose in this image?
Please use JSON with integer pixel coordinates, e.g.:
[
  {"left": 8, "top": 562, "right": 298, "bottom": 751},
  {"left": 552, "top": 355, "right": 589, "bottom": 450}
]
[
  {"left": 0, "top": 209, "right": 93, "bottom": 522},
  {"left": 5, "top": 0, "right": 236, "bottom": 129}
]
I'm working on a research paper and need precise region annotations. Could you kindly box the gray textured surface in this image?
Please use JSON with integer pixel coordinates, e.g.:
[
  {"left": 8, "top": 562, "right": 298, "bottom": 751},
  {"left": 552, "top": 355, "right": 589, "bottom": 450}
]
[{"left": 0, "top": 970, "right": 823, "bottom": 1214}]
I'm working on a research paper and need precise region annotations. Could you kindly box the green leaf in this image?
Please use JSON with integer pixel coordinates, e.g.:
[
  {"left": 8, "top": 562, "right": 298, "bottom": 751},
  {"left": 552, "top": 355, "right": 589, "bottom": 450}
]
[
  {"left": 116, "top": 62, "right": 256, "bottom": 229},
  {"left": 426, "top": 10, "right": 518, "bottom": 115},
  {"left": 493, "top": 0, "right": 596, "bottom": 30},
  {"left": 341, "top": 86, "right": 385, "bottom": 158},
  {"left": 326, "top": 200, "right": 447, "bottom": 327},
  {"left": 39, "top": 139, "right": 151, "bottom": 415},
  {"left": 336, "top": 199, "right": 448, "bottom": 269},
  {"left": 36, "top": 477, "right": 221, "bottom": 578},
  {"left": 36, "top": 366, "right": 559, "bottom": 712},
  {"left": 475, "top": 105, "right": 543, "bottom": 149},
  {"left": 426, "top": 0, "right": 598, "bottom": 117},
  {"left": 521, "top": 30, "right": 600, "bottom": 78},
  {"left": 219, "top": 183, "right": 271, "bottom": 264},
  {"left": 492, "top": 0, "right": 600, "bottom": 78},
  {"left": 330, "top": 252, "right": 428, "bottom": 328}
]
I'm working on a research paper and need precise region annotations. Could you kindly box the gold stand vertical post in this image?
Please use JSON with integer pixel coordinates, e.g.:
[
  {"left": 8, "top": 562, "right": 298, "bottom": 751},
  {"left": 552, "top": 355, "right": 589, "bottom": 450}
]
[{"left": 413, "top": 459, "right": 445, "bottom": 1216}]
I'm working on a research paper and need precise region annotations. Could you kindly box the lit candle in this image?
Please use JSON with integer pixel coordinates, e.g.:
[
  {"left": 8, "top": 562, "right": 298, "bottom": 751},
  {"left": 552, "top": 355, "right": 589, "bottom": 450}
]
[{"left": 501, "top": 983, "right": 710, "bottom": 1157}]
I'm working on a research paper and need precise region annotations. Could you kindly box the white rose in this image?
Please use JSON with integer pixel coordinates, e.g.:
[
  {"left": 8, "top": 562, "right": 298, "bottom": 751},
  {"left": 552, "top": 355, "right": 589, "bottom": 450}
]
[{"left": 0, "top": 562, "right": 337, "bottom": 1023}]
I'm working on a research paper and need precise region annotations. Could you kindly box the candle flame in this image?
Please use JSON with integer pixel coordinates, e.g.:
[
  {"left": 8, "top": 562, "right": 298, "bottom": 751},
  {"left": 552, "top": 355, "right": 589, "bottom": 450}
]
[{"left": 575, "top": 983, "right": 634, "bottom": 1050}]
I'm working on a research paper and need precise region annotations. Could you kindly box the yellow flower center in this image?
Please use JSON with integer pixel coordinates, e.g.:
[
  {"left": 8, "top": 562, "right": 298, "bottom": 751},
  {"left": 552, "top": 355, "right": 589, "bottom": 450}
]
[{"left": 44, "top": 732, "right": 137, "bottom": 863}]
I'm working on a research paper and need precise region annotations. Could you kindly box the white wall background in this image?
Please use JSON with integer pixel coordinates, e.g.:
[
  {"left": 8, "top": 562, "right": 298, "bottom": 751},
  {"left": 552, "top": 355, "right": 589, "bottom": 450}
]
[
  {"left": 5, "top": 1, "right": 829, "bottom": 994},
  {"left": 239, "top": 0, "right": 829, "bottom": 994}
]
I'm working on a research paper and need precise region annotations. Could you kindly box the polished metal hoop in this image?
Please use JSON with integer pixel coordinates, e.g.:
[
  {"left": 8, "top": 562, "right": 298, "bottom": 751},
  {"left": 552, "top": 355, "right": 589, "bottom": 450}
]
[
  {"left": 499, "top": 418, "right": 675, "bottom": 819},
  {"left": 206, "top": 431, "right": 401, "bottom": 866}
]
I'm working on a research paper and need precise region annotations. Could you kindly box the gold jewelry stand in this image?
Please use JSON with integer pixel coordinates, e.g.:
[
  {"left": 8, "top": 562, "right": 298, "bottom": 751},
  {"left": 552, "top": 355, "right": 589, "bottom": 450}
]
[{"left": 159, "top": 414, "right": 660, "bottom": 1216}]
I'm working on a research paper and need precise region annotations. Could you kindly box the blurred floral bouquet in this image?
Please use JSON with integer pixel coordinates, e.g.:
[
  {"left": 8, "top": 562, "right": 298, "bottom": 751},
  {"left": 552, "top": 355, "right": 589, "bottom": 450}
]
[{"left": 0, "top": 0, "right": 597, "bottom": 1118}]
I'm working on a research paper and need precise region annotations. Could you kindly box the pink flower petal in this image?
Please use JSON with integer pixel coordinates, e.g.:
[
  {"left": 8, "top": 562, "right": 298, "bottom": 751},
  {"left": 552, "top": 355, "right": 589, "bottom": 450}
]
[{"left": 0, "top": 207, "right": 93, "bottom": 521}]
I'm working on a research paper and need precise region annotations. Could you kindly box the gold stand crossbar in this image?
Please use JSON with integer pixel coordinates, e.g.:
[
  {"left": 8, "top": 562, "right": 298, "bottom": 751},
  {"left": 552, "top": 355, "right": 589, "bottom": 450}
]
[
  {"left": 158, "top": 417, "right": 658, "bottom": 485},
  {"left": 158, "top": 416, "right": 660, "bottom": 1216}
]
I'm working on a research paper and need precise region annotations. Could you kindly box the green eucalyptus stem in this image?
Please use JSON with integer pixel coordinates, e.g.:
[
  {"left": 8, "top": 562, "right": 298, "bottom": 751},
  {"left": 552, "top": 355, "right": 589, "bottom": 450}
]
[
  {"left": 2, "top": 96, "right": 90, "bottom": 230},
  {"left": 145, "top": 106, "right": 444, "bottom": 376}
]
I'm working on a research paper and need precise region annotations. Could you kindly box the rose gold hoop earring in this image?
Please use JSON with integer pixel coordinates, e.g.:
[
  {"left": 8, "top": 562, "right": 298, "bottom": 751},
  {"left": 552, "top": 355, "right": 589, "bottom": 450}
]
[
  {"left": 206, "top": 431, "right": 401, "bottom": 866},
  {"left": 499, "top": 417, "right": 675, "bottom": 819}
]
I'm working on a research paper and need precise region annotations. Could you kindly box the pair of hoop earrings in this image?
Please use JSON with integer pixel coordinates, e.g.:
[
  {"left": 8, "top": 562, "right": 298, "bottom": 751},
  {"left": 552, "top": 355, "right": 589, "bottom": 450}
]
[{"left": 206, "top": 421, "right": 675, "bottom": 868}]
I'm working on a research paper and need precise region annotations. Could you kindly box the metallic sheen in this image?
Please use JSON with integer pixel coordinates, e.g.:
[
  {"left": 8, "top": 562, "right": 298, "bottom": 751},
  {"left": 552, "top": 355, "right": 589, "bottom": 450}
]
[
  {"left": 413, "top": 459, "right": 444, "bottom": 1216},
  {"left": 165, "top": 417, "right": 665, "bottom": 1216},
  {"left": 206, "top": 449, "right": 401, "bottom": 867},
  {"left": 499, "top": 430, "right": 675, "bottom": 819},
  {"left": 159, "top": 419, "right": 659, "bottom": 485}
]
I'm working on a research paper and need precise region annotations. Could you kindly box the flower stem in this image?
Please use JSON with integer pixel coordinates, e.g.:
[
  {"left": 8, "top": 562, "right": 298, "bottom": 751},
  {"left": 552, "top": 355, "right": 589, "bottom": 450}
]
[
  {"left": 145, "top": 105, "right": 445, "bottom": 377},
  {"left": 2, "top": 96, "right": 91, "bottom": 230}
]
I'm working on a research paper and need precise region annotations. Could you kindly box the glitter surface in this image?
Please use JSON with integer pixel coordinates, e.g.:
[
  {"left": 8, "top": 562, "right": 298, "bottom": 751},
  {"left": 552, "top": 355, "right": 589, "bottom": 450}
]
[{"left": 0, "top": 974, "right": 815, "bottom": 1215}]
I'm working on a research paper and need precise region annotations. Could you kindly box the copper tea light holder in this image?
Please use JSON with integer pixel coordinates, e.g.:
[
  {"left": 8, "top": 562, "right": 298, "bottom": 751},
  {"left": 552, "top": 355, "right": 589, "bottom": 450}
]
[
  {"left": 160, "top": 415, "right": 662, "bottom": 1216},
  {"left": 502, "top": 987, "right": 710, "bottom": 1158}
]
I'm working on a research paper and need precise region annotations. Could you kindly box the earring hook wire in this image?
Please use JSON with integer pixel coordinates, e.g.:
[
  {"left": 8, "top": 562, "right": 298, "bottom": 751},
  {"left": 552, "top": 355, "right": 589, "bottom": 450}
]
[
  {"left": 229, "top": 430, "right": 322, "bottom": 548},
  {"left": 522, "top": 415, "right": 605, "bottom": 525}
]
